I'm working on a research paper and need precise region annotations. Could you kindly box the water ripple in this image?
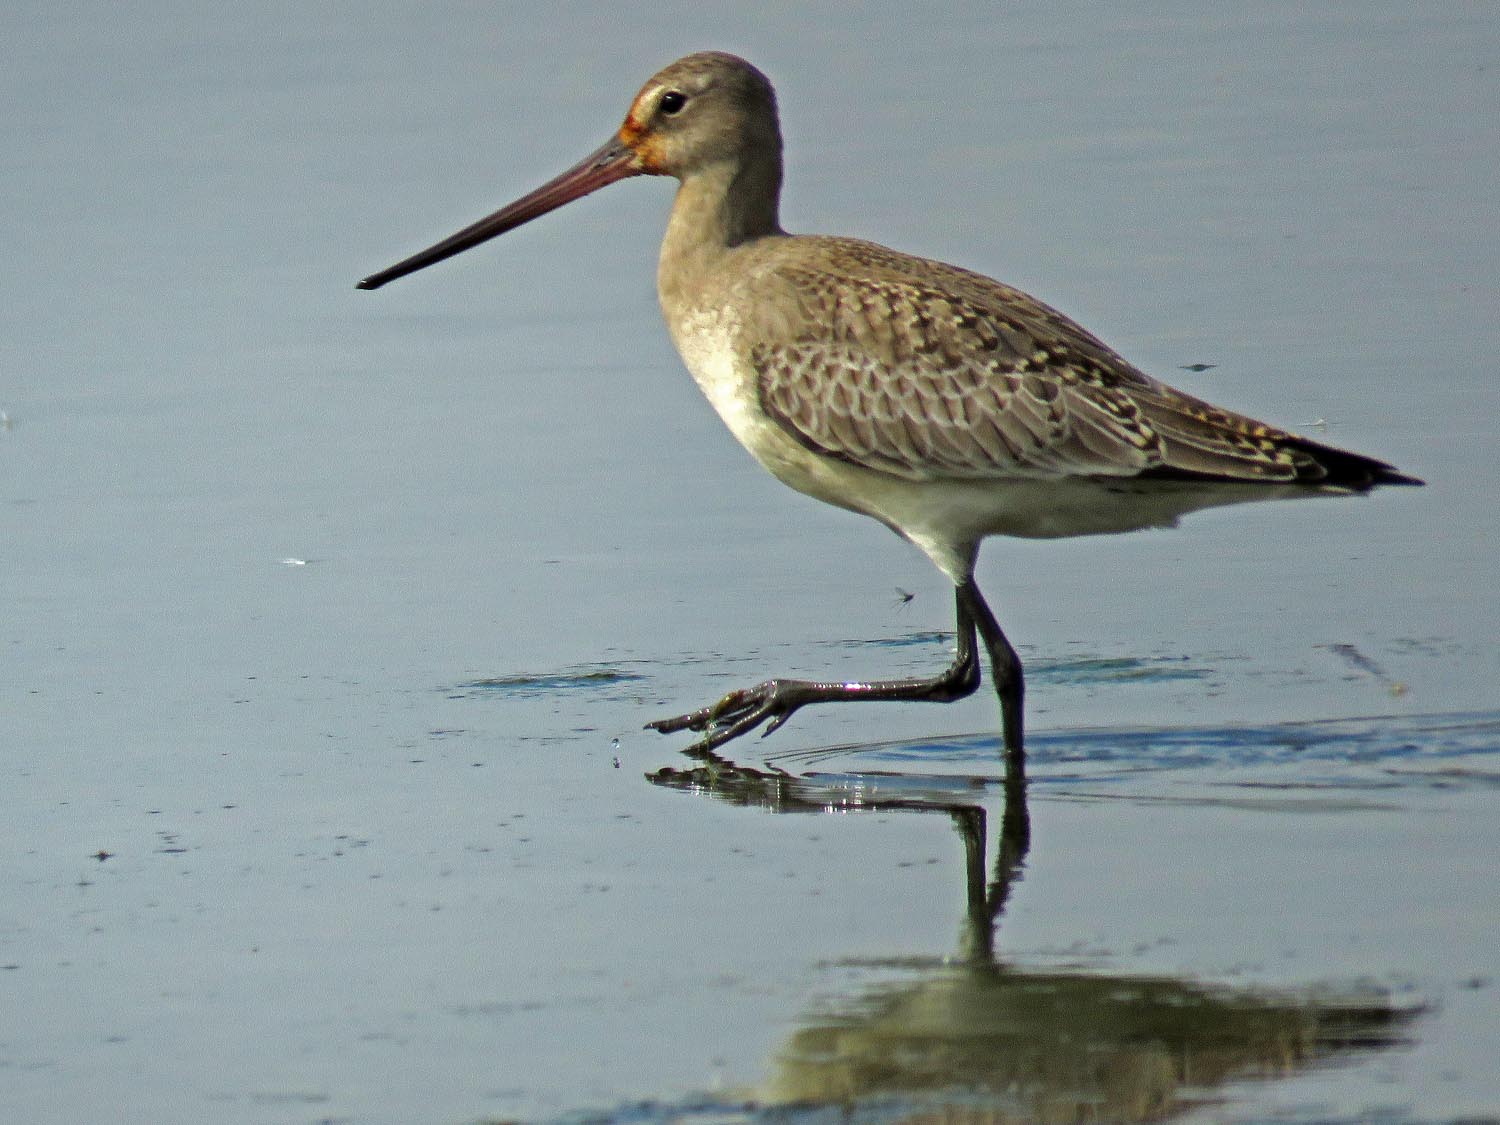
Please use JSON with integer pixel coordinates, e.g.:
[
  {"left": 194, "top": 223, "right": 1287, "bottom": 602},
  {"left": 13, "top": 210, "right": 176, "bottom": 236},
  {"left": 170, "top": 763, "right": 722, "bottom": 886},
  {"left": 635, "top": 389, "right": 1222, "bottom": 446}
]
[
  {"left": 449, "top": 666, "right": 646, "bottom": 699},
  {"left": 757, "top": 710, "right": 1500, "bottom": 798}
]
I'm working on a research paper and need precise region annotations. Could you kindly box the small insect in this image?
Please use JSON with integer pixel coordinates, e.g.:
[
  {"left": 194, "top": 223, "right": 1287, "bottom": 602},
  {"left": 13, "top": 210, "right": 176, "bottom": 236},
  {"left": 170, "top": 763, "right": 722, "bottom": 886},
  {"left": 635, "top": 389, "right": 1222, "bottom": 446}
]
[
  {"left": 1178, "top": 363, "right": 1217, "bottom": 373},
  {"left": 893, "top": 587, "right": 916, "bottom": 609},
  {"left": 1325, "top": 642, "right": 1408, "bottom": 697}
]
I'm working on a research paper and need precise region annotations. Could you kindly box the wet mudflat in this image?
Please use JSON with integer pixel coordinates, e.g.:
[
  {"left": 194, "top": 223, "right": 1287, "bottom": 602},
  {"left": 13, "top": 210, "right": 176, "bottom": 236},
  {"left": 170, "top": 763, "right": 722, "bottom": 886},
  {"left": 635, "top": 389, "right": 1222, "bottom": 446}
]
[{"left": 3, "top": 3, "right": 1497, "bottom": 1123}]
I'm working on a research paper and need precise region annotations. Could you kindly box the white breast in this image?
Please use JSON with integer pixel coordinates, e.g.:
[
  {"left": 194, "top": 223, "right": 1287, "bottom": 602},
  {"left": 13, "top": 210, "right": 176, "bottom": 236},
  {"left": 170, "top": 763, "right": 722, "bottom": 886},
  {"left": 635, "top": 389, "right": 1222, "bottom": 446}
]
[
  {"left": 665, "top": 307, "right": 825, "bottom": 487},
  {"left": 669, "top": 308, "right": 754, "bottom": 439}
]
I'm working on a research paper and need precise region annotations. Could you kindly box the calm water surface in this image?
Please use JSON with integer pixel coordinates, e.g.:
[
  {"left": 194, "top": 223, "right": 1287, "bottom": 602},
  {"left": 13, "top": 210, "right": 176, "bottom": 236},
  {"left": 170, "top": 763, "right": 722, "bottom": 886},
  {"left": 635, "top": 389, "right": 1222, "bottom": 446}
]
[{"left": 3, "top": 3, "right": 1497, "bottom": 1122}]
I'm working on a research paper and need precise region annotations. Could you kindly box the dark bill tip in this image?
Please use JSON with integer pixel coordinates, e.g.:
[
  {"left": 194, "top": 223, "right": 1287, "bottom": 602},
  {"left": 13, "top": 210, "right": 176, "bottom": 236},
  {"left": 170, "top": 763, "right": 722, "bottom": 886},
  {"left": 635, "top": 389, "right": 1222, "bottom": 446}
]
[{"left": 355, "top": 137, "right": 638, "bottom": 291}]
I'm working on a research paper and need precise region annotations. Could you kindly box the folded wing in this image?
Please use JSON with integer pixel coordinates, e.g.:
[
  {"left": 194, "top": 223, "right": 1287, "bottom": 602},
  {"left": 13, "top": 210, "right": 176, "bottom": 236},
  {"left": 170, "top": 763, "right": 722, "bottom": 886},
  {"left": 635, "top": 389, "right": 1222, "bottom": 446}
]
[{"left": 751, "top": 238, "right": 1414, "bottom": 490}]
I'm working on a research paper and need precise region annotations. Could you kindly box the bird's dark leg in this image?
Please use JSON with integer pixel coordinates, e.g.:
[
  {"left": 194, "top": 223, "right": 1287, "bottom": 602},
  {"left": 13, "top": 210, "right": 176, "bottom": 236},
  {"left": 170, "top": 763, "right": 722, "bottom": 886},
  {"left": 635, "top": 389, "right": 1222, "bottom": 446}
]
[
  {"left": 647, "top": 586, "right": 984, "bottom": 753},
  {"left": 958, "top": 577, "right": 1025, "bottom": 780}
]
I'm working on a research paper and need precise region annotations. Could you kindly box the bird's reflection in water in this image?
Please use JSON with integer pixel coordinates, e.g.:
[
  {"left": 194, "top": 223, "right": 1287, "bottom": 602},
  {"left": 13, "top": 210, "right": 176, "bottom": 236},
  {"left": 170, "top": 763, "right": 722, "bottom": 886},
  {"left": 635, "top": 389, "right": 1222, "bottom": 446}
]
[{"left": 648, "top": 745, "right": 1417, "bottom": 1122}]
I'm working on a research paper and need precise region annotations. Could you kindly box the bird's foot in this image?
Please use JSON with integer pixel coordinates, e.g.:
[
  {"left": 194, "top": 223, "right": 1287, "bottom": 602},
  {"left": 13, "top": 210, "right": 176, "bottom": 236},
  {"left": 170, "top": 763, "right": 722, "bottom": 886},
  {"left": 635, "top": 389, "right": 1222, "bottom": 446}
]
[{"left": 646, "top": 678, "right": 810, "bottom": 753}]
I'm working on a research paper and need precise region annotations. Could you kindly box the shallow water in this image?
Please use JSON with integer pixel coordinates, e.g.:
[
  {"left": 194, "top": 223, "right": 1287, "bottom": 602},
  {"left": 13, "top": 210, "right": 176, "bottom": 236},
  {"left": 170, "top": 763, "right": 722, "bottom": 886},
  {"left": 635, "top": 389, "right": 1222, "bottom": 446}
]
[{"left": 3, "top": 3, "right": 1498, "bottom": 1123}]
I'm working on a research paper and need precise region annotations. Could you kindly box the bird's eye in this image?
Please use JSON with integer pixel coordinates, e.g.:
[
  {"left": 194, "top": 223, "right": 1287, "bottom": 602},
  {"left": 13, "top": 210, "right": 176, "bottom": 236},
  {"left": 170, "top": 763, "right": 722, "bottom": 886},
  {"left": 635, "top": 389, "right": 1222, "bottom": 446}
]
[{"left": 659, "top": 90, "right": 687, "bottom": 116}]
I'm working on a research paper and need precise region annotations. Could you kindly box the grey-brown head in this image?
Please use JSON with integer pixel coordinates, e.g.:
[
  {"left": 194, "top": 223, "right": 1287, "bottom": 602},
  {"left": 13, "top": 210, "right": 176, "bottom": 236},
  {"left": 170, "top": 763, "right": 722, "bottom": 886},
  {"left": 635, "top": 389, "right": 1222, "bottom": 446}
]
[
  {"left": 357, "top": 51, "right": 782, "bottom": 290},
  {"left": 619, "top": 52, "right": 781, "bottom": 180}
]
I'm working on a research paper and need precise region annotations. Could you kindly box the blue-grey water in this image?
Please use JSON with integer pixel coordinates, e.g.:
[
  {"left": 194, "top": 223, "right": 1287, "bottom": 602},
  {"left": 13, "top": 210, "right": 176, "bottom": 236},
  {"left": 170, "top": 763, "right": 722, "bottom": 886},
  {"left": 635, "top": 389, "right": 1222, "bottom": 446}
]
[{"left": 3, "top": 3, "right": 1497, "bottom": 1123}]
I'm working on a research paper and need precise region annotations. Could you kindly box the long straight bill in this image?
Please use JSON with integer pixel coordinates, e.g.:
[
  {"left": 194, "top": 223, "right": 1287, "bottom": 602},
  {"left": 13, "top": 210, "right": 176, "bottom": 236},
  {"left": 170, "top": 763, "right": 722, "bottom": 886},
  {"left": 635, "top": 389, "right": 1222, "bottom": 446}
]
[{"left": 357, "top": 137, "right": 639, "bottom": 290}]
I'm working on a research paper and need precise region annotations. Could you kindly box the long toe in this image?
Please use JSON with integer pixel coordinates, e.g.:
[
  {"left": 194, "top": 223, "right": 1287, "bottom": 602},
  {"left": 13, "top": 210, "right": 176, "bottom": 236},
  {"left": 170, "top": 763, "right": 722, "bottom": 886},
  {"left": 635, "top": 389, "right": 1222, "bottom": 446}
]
[
  {"left": 694, "top": 707, "right": 777, "bottom": 752},
  {"left": 645, "top": 711, "right": 706, "bottom": 734},
  {"left": 647, "top": 687, "right": 753, "bottom": 734},
  {"left": 648, "top": 681, "right": 799, "bottom": 750}
]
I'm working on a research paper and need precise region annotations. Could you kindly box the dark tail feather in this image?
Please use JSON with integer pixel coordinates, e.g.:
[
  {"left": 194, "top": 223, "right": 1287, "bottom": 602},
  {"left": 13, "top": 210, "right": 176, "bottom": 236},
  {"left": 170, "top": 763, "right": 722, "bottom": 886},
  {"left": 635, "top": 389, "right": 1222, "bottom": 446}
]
[
  {"left": 1288, "top": 436, "right": 1424, "bottom": 490},
  {"left": 1140, "top": 436, "right": 1424, "bottom": 490}
]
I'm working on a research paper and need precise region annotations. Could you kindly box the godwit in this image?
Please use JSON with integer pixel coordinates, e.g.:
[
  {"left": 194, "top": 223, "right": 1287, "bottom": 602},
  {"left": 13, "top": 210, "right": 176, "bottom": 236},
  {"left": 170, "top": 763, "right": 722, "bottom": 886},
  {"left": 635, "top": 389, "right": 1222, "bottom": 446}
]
[{"left": 358, "top": 51, "right": 1421, "bottom": 778}]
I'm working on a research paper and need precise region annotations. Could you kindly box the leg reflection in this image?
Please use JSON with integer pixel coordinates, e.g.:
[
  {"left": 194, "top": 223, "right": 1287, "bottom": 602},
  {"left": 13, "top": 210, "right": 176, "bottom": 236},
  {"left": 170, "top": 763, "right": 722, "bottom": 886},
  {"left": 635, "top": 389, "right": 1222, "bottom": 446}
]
[{"left": 954, "top": 770, "right": 1030, "bottom": 963}]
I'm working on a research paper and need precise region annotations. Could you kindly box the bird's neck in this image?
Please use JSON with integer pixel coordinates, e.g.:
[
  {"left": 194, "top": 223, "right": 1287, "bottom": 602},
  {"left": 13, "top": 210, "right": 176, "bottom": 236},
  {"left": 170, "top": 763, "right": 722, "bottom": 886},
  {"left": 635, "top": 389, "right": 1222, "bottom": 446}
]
[{"left": 658, "top": 155, "right": 783, "bottom": 312}]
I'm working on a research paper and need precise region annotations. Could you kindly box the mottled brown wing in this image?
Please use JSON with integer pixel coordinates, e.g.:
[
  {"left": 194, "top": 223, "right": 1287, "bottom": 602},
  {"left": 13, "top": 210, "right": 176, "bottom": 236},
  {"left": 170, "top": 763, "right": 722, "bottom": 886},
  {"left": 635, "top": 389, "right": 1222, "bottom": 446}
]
[{"left": 750, "top": 238, "right": 1323, "bottom": 484}]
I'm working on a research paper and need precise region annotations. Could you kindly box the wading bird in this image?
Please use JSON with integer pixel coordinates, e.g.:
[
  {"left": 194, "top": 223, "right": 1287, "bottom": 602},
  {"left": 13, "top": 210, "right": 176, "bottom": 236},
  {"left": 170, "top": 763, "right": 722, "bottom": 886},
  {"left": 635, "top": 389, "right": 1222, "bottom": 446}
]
[{"left": 358, "top": 52, "right": 1421, "bottom": 779}]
